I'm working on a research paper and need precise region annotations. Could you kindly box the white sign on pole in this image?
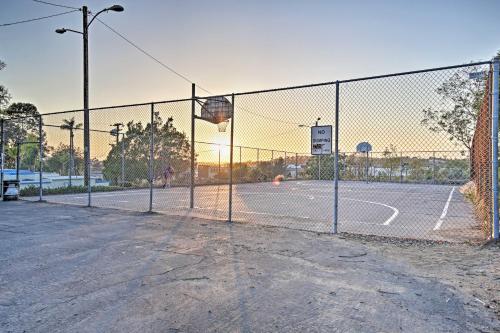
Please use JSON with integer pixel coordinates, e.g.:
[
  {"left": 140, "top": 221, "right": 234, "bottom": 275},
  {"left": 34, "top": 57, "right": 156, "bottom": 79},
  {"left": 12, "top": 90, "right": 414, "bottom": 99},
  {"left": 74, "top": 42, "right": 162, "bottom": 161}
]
[{"left": 311, "top": 125, "right": 332, "bottom": 155}]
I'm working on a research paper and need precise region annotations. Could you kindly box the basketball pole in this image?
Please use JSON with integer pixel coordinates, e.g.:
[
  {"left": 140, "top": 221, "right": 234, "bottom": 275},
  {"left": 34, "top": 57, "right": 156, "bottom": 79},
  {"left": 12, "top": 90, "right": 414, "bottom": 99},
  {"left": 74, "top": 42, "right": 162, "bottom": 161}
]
[
  {"left": 228, "top": 93, "right": 235, "bottom": 223},
  {"left": 190, "top": 83, "right": 196, "bottom": 209}
]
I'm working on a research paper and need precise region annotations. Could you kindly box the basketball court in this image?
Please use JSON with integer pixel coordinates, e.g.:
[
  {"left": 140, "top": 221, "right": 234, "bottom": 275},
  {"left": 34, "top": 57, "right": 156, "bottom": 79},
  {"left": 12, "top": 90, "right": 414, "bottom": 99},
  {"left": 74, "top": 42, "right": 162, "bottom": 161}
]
[{"left": 24, "top": 180, "right": 478, "bottom": 242}]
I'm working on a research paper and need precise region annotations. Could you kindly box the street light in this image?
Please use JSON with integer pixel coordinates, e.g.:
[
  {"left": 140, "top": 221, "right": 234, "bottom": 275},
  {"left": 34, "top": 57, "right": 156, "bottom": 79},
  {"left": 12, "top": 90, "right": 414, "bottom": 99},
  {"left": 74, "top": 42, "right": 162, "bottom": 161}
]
[
  {"left": 107, "top": 5, "right": 124, "bottom": 12},
  {"left": 55, "top": 4, "right": 124, "bottom": 206},
  {"left": 298, "top": 117, "right": 321, "bottom": 128},
  {"left": 299, "top": 117, "right": 322, "bottom": 180}
]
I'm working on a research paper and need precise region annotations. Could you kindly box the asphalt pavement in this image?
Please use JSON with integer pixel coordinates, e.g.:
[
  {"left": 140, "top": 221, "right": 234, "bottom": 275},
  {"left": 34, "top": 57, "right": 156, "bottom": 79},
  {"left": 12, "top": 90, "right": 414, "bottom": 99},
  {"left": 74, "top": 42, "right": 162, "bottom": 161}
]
[{"left": 24, "top": 180, "right": 481, "bottom": 241}]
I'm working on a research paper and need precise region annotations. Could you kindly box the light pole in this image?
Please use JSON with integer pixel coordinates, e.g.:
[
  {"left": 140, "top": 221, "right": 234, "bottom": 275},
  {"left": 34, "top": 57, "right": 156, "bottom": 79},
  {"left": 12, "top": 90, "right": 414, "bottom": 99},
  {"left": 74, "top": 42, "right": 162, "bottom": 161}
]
[
  {"left": 56, "top": 4, "right": 124, "bottom": 205},
  {"left": 299, "top": 117, "right": 321, "bottom": 180}
]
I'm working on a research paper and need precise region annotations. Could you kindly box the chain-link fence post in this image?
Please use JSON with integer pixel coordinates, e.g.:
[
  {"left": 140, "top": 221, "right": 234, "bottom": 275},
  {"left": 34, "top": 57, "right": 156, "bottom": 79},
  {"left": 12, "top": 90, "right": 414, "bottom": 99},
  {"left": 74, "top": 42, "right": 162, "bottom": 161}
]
[
  {"left": 38, "top": 115, "right": 43, "bottom": 201},
  {"left": 365, "top": 151, "right": 369, "bottom": 183},
  {"left": 399, "top": 152, "right": 403, "bottom": 183},
  {"left": 318, "top": 155, "right": 321, "bottom": 180},
  {"left": 492, "top": 57, "right": 499, "bottom": 240},
  {"left": 284, "top": 151, "right": 287, "bottom": 176},
  {"left": 271, "top": 150, "right": 274, "bottom": 179},
  {"left": 218, "top": 146, "right": 221, "bottom": 180},
  {"left": 190, "top": 83, "right": 195, "bottom": 209},
  {"left": 333, "top": 80, "right": 339, "bottom": 234},
  {"left": 432, "top": 151, "right": 436, "bottom": 184},
  {"left": 228, "top": 93, "right": 235, "bottom": 222},
  {"left": 295, "top": 153, "right": 298, "bottom": 180},
  {"left": 121, "top": 134, "right": 125, "bottom": 187},
  {"left": 15, "top": 141, "right": 20, "bottom": 182},
  {"left": 149, "top": 103, "right": 154, "bottom": 213}
]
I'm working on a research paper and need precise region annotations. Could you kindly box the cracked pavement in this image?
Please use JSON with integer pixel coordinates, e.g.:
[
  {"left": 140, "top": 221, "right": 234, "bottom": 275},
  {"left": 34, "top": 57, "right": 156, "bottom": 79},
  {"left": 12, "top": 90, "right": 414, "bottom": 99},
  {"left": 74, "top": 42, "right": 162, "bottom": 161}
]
[{"left": 0, "top": 201, "right": 499, "bottom": 332}]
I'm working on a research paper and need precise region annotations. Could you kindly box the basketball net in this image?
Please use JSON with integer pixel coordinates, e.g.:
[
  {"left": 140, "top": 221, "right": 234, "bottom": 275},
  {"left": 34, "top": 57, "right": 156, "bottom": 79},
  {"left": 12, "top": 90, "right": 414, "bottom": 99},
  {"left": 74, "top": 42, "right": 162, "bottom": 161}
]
[{"left": 217, "top": 120, "right": 229, "bottom": 132}]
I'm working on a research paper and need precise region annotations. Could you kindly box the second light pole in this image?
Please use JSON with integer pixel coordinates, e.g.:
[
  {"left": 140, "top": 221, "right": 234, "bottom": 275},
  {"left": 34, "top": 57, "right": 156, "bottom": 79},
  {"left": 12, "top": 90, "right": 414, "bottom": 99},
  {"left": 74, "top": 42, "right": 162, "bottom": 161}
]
[{"left": 299, "top": 117, "right": 321, "bottom": 180}]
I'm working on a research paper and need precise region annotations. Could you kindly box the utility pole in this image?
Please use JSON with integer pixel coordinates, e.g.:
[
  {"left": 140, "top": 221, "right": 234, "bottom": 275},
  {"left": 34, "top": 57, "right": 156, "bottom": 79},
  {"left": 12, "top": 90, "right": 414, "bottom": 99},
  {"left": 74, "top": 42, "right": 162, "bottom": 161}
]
[
  {"left": 111, "top": 123, "right": 123, "bottom": 147},
  {"left": 111, "top": 123, "right": 124, "bottom": 186}
]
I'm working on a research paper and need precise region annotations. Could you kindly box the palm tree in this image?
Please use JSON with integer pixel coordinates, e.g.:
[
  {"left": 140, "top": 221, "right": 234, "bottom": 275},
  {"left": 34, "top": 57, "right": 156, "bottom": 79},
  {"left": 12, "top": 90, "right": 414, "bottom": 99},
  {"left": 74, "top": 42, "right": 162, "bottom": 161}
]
[{"left": 60, "top": 117, "right": 82, "bottom": 187}]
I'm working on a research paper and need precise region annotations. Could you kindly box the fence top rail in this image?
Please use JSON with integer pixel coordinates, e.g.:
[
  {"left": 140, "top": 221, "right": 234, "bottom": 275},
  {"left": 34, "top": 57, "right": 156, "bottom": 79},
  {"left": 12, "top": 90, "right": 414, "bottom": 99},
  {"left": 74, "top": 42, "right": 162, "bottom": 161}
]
[
  {"left": 338, "top": 61, "right": 492, "bottom": 84},
  {"left": 196, "top": 60, "right": 491, "bottom": 98}
]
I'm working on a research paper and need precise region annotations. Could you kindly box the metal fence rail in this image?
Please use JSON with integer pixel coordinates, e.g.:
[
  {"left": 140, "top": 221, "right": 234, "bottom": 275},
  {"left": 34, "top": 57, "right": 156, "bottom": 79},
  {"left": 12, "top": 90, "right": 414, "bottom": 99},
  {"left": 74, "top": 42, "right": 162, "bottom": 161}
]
[{"left": 1, "top": 59, "right": 498, "bottom": 241}]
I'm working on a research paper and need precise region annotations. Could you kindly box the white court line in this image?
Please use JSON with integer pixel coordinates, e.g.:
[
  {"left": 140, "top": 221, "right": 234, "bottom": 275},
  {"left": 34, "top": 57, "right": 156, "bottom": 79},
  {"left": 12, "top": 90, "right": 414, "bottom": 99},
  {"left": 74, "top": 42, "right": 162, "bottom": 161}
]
[
  {"left": 186, "top": 190, "right": 399, "bottom": 226},
  {"left": 173, "top": 206, "right": 312, "bottom": 220},
  {"left": 433, "top": 186, "right": 455, "bottom": 231},
  {"left": 232, "top": 191, "right": 399, "bottom": 225},
  {"left": 45, "top": 185, "right": 400, "bottom": 226},
  {"left": 343, "top": 198, "right": 399, "bottom": 225}
]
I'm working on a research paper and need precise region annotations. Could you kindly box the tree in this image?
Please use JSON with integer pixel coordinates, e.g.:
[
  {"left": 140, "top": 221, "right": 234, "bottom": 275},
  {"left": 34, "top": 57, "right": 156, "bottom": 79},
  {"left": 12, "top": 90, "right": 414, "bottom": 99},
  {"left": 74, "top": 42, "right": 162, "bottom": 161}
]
[
  {"left": 103, "top": 112, "right": 192, "bottom": 186},
  {"left": 305, "top": 155, "right": 334, "bottom": 180},
  {"left": 0, "top": 60, "right": 10, "bottom": 110},
  {"left": 17, "top": 133, "right": 40, "bottom": 171},
  {"left": 45, "top": 144, "right": 84, "bottom": 177},
  {"left": 382, "top": 145, "right": 399, "bottom": 182},
  {"left": 421, "top": 65, "right": 487, "bottom": 152},
  {"left": 60, "top": 117, "right": 82, "bottom": 186},
  {"left": 2, "top": 103, "right": 41, "bottom": 145},
  {"left": 1, "top": 103, "right": 43, "bottom": 172}
]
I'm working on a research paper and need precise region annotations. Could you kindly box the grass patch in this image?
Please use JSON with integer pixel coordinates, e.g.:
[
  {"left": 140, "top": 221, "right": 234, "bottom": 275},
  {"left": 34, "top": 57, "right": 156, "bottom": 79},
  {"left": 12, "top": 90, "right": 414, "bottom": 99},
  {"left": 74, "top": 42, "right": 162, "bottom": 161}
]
[
  {"left": 20, "top": 185, "right": 147, "bottom": 197},
  {"left": 460, "top": 181, "right": 491, "bottom": 238}
]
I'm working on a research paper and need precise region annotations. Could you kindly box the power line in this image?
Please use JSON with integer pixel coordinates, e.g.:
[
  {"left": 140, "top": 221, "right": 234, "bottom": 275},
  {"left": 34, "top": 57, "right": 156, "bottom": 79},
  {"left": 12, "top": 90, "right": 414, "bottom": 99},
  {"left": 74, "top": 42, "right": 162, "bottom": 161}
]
[
  {"left": 32, "top": 0, "right": 80, "bottom": 10},
  {"left": 0, "top": 9, "right": 79, "bottom": 27},
  {"left": 95, "top": 18, "right": 303, "bottom": 125},
  {"left": 95, "top": 18, "right": 211, "bottom": 95}
]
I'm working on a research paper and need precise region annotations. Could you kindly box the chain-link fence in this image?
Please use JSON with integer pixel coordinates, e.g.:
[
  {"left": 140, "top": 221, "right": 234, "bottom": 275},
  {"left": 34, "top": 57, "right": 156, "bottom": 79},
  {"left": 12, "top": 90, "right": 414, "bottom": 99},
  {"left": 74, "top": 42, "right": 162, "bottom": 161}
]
[
  {"left": 1, "top": 60, "right": 498, "bottom": 241},
  {"left": 471, "top": 67, "right": 495, "bottom": 237}
]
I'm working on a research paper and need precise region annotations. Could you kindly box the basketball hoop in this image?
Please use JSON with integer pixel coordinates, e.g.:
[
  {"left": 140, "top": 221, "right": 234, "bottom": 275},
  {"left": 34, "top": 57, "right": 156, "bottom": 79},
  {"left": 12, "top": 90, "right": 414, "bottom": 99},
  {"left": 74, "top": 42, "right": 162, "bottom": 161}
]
[
  {"left": 217, "top": 120, "right": 229, "bottom": 132},
  {"left": 199, "top": 96, "right": 233, "bottom": 132}
]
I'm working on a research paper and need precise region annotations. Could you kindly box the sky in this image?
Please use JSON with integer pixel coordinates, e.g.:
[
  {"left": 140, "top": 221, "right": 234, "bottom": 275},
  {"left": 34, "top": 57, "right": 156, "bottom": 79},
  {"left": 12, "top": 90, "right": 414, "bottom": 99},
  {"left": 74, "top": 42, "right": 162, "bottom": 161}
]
[
  {"left": 1, "top": 0, "right": 500, "bottom": 161},
  {"left": 1, "top": 0, "right": 499, "bottom": 113}
]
